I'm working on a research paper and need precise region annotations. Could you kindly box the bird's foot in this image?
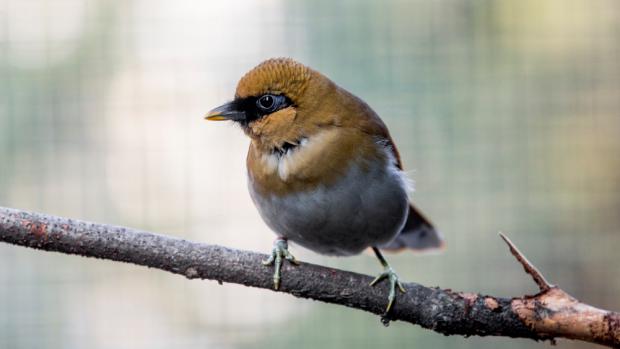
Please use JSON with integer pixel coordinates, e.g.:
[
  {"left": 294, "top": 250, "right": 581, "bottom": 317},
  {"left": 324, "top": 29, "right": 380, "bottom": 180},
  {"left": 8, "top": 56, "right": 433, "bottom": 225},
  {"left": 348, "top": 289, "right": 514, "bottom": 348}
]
[
  {"left": 370, "top": 266, "right": 407, "bottom": 317},
  {"left": 262, "top": 238, "right": 298, "bottom": 290}
]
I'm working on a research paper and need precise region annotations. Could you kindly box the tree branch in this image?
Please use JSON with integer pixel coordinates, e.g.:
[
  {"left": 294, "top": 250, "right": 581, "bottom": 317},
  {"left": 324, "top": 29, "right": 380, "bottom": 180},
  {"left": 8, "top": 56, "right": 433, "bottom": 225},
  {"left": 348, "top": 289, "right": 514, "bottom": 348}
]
[{"left": 1, "top": 206, "right": 618, "bottom": 348}]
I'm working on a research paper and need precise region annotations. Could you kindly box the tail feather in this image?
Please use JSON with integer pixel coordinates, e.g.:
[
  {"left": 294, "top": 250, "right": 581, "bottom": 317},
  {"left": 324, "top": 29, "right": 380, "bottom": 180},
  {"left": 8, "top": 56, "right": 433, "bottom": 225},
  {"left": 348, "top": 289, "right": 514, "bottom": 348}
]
[{"left": 380, "top": 204, "right": 444, "bottom": 252}]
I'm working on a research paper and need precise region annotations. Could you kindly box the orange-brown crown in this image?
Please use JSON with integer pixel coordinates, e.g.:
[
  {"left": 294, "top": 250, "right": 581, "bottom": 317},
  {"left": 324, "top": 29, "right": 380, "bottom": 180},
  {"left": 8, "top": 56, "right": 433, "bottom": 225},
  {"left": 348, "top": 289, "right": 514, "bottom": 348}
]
[
  {"left": 235, "top": 58, "right": 397, "bottom": 159},
  {"left": 234, "top": 58, "right": 332, "bottom": 152},
  {"left": 236, "top": 59, "right": 404, "bottom": 197},
  {"left": 235, "top": 58, "right": 313, "bottom": 102}
]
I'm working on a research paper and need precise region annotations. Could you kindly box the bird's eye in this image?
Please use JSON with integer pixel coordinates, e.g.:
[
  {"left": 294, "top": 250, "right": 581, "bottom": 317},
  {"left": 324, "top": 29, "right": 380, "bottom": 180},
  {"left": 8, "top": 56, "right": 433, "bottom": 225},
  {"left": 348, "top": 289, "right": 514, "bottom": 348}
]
[{"left": 256, "top": 94, "right": 280, "bottom": 113}]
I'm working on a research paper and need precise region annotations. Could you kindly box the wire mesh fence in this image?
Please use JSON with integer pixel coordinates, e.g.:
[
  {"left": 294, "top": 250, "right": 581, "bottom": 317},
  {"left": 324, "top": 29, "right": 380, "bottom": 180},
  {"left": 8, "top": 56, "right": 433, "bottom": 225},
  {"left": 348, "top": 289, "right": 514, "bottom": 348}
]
[{"left": 1, "top": 1, "right": 619, "bottom": 348}]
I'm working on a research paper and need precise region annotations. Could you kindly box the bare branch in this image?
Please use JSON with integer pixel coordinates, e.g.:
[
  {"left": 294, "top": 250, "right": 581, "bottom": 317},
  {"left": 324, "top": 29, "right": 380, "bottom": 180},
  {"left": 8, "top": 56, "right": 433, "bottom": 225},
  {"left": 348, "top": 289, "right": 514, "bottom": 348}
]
[
  {"left": 1, "top": 207, "right": 619, "bottom": 348},
  {"left": 499, "top": 232, "right": 553, "bottom": 291}
]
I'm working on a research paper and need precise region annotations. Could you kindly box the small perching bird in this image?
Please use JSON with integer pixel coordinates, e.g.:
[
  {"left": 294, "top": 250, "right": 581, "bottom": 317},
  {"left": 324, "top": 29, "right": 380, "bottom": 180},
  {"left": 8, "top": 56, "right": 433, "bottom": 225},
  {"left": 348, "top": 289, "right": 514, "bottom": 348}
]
[{"left": 205, "top": 58, "right": 443, "bottom": 315}]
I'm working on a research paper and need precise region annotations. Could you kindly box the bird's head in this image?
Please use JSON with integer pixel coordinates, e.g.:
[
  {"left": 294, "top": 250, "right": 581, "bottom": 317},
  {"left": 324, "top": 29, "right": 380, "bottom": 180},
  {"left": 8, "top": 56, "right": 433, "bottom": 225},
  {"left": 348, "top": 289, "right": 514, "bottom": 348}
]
[{"left": 205, "top": 58, "right": 343, "bottom": 152}]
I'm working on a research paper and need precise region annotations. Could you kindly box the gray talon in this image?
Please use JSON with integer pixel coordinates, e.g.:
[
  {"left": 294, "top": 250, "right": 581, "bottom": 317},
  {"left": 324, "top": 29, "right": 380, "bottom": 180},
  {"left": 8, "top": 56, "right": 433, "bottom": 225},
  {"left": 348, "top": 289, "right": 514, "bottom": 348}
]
[
  {"left": 263, "top": 239, "right": 297, "bottom": 290},
  {"left": 371, "top": 267, "right": 406, "bottom": 315},
  {"left": 371, "top": 247, "right": 407, "bottom": 316}
]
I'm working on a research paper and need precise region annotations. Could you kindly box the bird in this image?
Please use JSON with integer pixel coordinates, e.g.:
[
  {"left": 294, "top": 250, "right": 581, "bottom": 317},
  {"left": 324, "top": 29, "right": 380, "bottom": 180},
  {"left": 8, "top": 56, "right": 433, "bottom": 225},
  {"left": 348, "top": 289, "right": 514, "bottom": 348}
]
[{"left": 205, "top": 58, "right": 443, "bottom": 315}]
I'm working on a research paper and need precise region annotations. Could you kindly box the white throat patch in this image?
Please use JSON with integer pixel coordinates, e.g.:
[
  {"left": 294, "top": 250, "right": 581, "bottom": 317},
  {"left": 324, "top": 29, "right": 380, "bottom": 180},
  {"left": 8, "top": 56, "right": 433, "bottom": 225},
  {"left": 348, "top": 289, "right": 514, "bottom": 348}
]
[{"left": 259, "top": 129, "right": 338, "bottom": 181}]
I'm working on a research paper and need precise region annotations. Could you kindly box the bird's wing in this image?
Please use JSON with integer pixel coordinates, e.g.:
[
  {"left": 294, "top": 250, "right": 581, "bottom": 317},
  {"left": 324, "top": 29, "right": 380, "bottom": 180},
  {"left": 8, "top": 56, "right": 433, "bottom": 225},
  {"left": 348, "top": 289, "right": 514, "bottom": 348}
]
[
  {"left": 354, "top": 101, "right": 404, "bottom": 169},
  {"left": 358, "top": 108, "right": 444, "bottom": 252}
]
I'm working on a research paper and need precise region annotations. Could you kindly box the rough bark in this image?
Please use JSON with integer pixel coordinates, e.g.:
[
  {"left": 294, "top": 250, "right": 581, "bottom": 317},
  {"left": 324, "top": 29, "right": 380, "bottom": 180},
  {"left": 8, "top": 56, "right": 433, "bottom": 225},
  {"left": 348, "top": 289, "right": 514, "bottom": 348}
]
[{"left": 0, "top": 206, "right": 618, "bottom": 348}]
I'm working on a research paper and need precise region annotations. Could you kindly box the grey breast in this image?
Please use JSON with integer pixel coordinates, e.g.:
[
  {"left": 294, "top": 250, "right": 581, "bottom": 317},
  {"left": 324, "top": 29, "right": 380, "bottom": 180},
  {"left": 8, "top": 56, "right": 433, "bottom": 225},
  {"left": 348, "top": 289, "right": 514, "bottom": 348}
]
[{"left": 249, "top": 154, "right": 410, "bottom": 256}]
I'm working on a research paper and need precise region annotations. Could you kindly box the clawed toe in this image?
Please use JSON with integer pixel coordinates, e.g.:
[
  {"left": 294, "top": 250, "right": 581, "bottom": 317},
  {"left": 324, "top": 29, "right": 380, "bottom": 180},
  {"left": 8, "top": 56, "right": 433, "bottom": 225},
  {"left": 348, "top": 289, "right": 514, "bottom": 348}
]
[
  {"left": 371, "top": 267, "right": 407, "bottom": 315},
  {"left": 263, "top": 238, "right": 298, "bottom": 290},
  {"left": 370, "top": 247, "right": 407, "bottom": 318}
]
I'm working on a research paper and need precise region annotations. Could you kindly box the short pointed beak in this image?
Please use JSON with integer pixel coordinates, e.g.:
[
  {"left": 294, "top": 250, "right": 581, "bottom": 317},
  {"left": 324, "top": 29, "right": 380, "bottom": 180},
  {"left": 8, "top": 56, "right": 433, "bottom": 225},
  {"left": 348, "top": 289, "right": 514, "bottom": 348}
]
[{"left": 204, "top": 101, "right": 246, "bottom": 122}]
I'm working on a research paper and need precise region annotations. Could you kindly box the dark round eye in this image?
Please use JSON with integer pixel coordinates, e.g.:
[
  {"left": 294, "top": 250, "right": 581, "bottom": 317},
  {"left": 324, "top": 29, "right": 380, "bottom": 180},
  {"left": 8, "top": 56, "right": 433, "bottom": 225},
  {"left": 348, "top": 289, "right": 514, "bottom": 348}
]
[{"left": 257, "top": 94, "right": 278, "bottom": 112}]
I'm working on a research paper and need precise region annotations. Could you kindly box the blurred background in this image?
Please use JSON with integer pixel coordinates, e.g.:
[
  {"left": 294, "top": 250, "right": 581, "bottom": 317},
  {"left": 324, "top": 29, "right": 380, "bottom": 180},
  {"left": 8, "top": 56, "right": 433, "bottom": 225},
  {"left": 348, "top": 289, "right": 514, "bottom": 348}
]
[{"left": 1, "top": 0, "right": 619, "bottom": 348}]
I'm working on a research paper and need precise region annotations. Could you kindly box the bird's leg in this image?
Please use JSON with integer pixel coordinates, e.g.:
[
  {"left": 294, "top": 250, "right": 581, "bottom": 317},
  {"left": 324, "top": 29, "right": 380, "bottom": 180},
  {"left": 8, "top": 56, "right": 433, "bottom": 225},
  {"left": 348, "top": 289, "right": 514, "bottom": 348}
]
[
  {"left": 370, "top": 247, "right": 407, "bottom": 316},
  {"left": 262, "top": 237, "right": 298, "bottom": 290}
]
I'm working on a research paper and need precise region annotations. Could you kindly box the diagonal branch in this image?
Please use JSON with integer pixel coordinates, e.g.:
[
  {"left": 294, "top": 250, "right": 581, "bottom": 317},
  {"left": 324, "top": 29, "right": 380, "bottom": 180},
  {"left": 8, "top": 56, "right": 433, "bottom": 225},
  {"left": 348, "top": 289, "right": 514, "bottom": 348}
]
[
  {"left": 0, "top": 206, "right": 618, "bottom": 348},
  {"left": 499, "top": 232, "right": 553, "bottom": 291}
]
